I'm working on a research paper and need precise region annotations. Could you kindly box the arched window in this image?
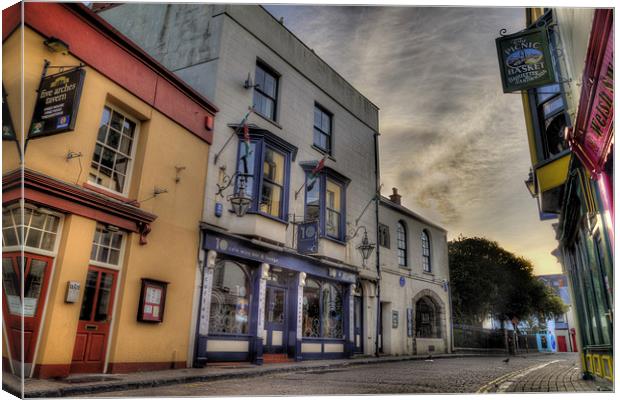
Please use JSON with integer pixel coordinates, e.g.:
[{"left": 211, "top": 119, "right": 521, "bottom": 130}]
[
  {"left": 415, "top": 296, "right": 441, "bottom": 338},
  {"left": 209, "top": 260, "right": 251, "bottom": 334},
  {"left": 421, "top": 230, "right": 431, "bottom": 272},
  {"left": 396, "top": 221, "right": 407, "bottom": 267}
]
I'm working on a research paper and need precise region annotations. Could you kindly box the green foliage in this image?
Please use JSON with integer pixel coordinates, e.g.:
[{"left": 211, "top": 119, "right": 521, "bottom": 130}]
[{"left": 449, "top": 236, "right": 567, "bottom": 327}]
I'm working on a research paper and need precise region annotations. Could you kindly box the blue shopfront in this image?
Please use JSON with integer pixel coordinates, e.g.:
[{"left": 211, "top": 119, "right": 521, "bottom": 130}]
[{"left": 195, "top": 229, "right": 358, "bottom": 365}]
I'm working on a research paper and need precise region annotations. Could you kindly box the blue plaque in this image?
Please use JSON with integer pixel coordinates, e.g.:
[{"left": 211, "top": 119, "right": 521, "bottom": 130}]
[
  {"left": 297, "top": 221, "right": 319, "bottom": 254},
  {"left": 214, "top": 202, "right": 223, "bottom": 217},
  {"left": 399, "top": 276, "right": 406, "bottom": 287}
]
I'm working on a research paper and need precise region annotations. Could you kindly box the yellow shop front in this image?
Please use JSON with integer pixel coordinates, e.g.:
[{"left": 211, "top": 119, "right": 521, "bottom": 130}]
[{"left": 2, "top": 3, "right": 217, "bottom": 378}]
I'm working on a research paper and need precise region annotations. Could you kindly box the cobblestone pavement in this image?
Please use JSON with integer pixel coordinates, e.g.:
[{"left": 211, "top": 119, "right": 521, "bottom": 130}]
[{"left": 85, "top": 353, "right": 610, "bottom": 397}]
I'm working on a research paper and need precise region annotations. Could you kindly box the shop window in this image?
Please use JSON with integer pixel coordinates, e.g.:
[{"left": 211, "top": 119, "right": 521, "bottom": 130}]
[
  {"left": 313, "top": 104, "right": 332, "bottom": 153},
  {"left": 88, "top": 105, "right": 138, "bottom": 194},
  {"left": 209, "top": 260, "right": 252, "bottom": 335},
  {"left": 2, "top": 205, "right": 61, "bottom": 252},
  {"left": 90, "top": 224, "right": 124, "bottom": 266},
  {"left": 235, "top": 132, "right": 294, "bottom": 221},
  {"left": 415, "top": 296, "right": 441, "bottom": 338},
  {"left": 303, "top": 278, "right": 344, "bottom": 339},
  {"left": 396, "top": 221, "right": 407, "bottom": 267},
  {"left": 421, "top": 230, "right": 431, "bottom": 272},
  {"left": 378, "top": 223, "right": 390, "bottom": 248},
  {"left": 303, "top": 169, "right": 348, "bottom": 241},
  {"left": 253, "top": 62, "right": 279, "bottom": 121}
]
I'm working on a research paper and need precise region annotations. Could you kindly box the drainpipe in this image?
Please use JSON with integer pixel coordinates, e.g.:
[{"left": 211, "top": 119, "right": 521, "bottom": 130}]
[{"left": 373, "top": 131, "right": 381, "bottom": 357}]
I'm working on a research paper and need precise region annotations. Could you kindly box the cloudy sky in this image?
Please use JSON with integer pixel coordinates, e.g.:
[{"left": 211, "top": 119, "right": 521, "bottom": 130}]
[{"left": 264, "top": 5, "right": 562, "bottom": 275}]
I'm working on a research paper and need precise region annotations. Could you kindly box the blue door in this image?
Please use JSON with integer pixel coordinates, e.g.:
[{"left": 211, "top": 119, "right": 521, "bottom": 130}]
[{"left": 264, "top": 286, "right": 287, "bottom": 353}]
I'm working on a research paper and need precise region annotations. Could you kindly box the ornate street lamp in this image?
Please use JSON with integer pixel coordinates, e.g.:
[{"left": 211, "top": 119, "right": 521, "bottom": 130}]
[
  {"left": 357, "top": 229, "right": 376, "bottom": 265},
  {"left": 228, "top": 175, "right": 253, "bottom": 217}
]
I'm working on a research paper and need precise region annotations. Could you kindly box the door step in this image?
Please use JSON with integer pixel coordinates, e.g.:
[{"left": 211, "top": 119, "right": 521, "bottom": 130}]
[{"left": 262, "top": 353, "right": 292, "bottom": 363}]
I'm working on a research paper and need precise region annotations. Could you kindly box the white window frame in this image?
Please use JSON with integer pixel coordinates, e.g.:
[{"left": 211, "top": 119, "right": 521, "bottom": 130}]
[
  {"left": 88, "top": 223, "right": 127, "bottom": 271},
  {"left": 421, "top": 230, "right": 431, "bottom": 273},
  {"left": 87, "top": 103, "right": 140, "bottom": 197},
  {"left": 2, "top": 201, "right": 64, "bottom": 258}
]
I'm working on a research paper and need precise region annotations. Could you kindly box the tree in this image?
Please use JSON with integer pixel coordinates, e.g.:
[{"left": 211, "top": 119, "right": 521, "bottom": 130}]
[{"left": 449, "top": 236, "right": 567, "bottom": 328}]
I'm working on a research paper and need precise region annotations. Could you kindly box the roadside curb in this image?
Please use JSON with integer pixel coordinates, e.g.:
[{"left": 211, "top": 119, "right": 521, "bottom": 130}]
[{"left": 5, "top": 353, "right": 496, "bottom": 398}]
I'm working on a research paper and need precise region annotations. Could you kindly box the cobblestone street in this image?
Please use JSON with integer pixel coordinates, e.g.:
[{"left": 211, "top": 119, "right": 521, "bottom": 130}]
[{"left": 83, "top": 353, "right": 609, "bottom": 397}]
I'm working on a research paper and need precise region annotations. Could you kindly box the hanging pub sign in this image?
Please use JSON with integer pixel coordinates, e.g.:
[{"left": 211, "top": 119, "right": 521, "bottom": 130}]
[
  {"left": 2, "top": 85, "right": 16, "bottom": 141},
  {"left": 28, "top": 67, "right": 85, "bottom": 139},
  {"left": 297, "top": 220, "right": 319, "bottom": 254},
  {"left": 496, "top": 27, "right": 556, "bottom": 93}
]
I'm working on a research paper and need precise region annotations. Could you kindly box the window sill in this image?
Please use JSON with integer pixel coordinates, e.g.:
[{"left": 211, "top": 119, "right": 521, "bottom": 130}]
[
  {"left": 242, "top": 210, "right": 290, "bottom": 226},
  {"left": 83, "top": 182, "right": 139, "bottom": 206},
  {"left": 207, "top": 333, "right": 252, "bottom": 340},
  {"left": 422, "top": 271, "right": 434, "bottom": 276},
  {"left": 311, "top": 144, "right": 336, "bottom": 161},
  {"left": 253, "top": 111, "right": 283, "bottom": 130},
  {"left": 302, "top": 337, "right": 346, "bottom": 342},
  {"left": 321, "top": 234, "right": 346, "bottom": 246}
]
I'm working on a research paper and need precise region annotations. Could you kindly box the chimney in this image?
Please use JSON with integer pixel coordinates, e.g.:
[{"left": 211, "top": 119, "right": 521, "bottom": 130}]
[{"left": 389, "top": 187, "right": 401, "bottom": 205}]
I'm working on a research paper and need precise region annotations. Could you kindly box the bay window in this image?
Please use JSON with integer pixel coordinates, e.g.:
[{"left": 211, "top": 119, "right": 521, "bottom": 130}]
[
  {"left": 303, "top": 165, "right": 349, "bottom": 241},
  {"left": 235, "top": 130, "right": 296, "bottom": 221}
]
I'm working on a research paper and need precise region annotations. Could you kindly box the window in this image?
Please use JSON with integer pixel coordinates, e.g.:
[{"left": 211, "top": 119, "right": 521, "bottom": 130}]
[
  {"left": 528, "top": 12, "right": 569, "bottom": 160},
  {"left": 421, "top": 230, "right": 431, "bottom": 272},
  {"left": 302, "top": 278, "right": 344, "bottom": 339},
  {"left": 89, "top": 105, "right": 138, "bottom": 194},
  {"left": 209, "top": 260, "right": 252, "bottom": 335},
  {"left": 235, "top": 131, "right": 295, "bottom": 221},
  {"left": 90, "top": 224, "right": 124, "bottom": 266},
  {"left": 313, "top": 104, "right": 332, "bottom": 153},
  {"left": 396, "top": 221, "right": 407, "bottom": 267},
  {"left": 253, "top": 63, "right": 278, "bottom": 121},
  {"left": 378, "top": 224, "right": 390, "bottom": 248},
  {"left": 303, "top": 168, "right": 348, "bottom": 241},
  {"left": 2, "top": 205, "right": 61, "bottom": 252}
]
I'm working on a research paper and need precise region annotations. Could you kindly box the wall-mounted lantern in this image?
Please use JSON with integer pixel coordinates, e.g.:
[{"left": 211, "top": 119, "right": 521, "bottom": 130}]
[{"left": 228, "top": 175, "right": 253, "bottom": 217}]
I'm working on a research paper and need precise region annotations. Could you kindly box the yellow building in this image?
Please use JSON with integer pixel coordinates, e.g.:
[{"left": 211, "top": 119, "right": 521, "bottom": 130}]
[{"left": 2, "top": 3, "right": 217, "bottom": 378}]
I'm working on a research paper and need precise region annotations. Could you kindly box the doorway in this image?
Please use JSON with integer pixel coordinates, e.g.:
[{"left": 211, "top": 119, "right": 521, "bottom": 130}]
[
  {"left": 263, "top": 285, "right": 287, "bottom": 353},
  {"left": 353, "top": 293, "right": 363, "bottom": 353},
  {"left": 70, "top": 266, "right": 118, "bottom": 374},
  {"left": 1, "top": 253, "right": 53, "bottom": 370}
]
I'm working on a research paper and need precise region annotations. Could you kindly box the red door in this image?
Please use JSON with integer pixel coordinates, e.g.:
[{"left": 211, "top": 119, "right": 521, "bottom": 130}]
[
  {"left": 70, "top": 266, "right": 118, "bottom": 374},
  {"left": 557, "top": 335, "right": 567, "bottom": 352},
  {"left": 2, "top": 253, "right": 54, "bottom": 365}
]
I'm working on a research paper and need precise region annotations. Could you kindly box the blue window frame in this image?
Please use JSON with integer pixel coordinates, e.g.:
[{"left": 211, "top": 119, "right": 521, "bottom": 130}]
[
  {"left": 302, "top": 164, "right": 349, "bottom": 242},
  {"left": 313, "top": 104, "right": 332, "bottom": 154},
  {"left": 235, "top": 129, "right": 297, "bottom": 222}
]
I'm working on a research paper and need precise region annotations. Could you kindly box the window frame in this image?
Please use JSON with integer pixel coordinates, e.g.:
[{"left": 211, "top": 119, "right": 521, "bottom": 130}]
[
  {"left": 2, "top": 202, "right": 64, "bottom": 258},
  {"left": 88, "top": 223, "right": 126, "bottom": 271},
  {"left": 87, "top": 103, "right": 140, "bottom": 197},
  {"left": 302, "top": 278, "right": 345, "bottom": 340},
  {"left": 396, "top": 221, "right": 408, "bottom": 267},
  {"left": 421, "top": 229, "right": 431, "bottom": 273},
  {"left": 302, "top": 166, "right": 349, "bottom": 242},
  {"left": 253, "top": 61, "right": 280, "bottom": 122},
  {"left": 208, "top": 259, "right": 253, "bottom": 336},
  {"left": 313, "top": 103, "right": 333, "bottom": 154},
  {"left": 234, "top": 130, "right": 295, "bottom": 223}
]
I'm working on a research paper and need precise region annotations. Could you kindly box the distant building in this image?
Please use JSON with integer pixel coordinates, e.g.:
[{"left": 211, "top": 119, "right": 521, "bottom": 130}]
[
  {"left": 538, "top": 274, "right": 578, "bottom": 353},
  {"left": 378, "top": 188, "right": 452, "bottom": 355}
]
